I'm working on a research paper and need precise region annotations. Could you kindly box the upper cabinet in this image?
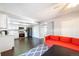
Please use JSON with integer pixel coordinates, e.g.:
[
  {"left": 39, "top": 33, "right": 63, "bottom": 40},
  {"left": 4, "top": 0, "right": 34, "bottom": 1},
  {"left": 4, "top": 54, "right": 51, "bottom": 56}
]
[{"left": 0, "top": 13, "right": 7, "bottom": 29}]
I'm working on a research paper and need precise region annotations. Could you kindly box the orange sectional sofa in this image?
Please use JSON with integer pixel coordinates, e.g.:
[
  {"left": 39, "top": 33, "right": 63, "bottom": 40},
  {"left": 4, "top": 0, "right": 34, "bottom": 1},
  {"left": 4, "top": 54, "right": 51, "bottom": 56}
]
[{"left": 45, "top": 35, "right": 79, "bottom": 52}]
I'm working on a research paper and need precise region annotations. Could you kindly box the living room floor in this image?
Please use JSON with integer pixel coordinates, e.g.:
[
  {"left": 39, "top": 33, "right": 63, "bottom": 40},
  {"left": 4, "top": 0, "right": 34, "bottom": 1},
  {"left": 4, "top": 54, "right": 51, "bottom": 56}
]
[
  {"left": 14, "top": 37, "right": 44, "bottom": 56},
  {"left": 20, "top": 44, "right": 48, "bottom": 56}
]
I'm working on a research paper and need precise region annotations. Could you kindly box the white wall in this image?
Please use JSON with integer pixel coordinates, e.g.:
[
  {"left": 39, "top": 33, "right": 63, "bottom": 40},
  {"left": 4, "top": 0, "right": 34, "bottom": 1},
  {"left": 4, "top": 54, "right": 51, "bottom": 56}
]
[
  {"left": 61, "top": 18, "right": 79, "bottom": 37},
  {"left": 54, "top": 21, "right": 61, "bottom": 35},
  {"left": 54, "top": 11, "right": 79, "bottom": 38}
]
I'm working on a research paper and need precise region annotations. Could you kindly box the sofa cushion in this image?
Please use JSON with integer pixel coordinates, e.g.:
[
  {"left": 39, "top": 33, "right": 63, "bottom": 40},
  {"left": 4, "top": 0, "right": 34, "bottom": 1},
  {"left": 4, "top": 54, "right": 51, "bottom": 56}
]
[
  {"left": 45, "top": 40, "right": 79, "bottom": 52},
  {"left": 60, "top": 36, "right": 72, "bottom": 43},
  {"left": 45, "top": 36, "right": 50, "bottom": 40},
  {"left": 72, "top": 38, "right": 79, "bottom": 46},
  {"left": 50, "top": 36, "right": 59, "bottom": 41}
]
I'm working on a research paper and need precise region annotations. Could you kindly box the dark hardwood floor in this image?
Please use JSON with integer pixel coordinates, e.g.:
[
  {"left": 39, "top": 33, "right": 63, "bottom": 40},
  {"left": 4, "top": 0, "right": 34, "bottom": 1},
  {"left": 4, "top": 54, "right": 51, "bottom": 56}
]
[{"left": 1, "top": 37, "right": 44, "bottom": 56}]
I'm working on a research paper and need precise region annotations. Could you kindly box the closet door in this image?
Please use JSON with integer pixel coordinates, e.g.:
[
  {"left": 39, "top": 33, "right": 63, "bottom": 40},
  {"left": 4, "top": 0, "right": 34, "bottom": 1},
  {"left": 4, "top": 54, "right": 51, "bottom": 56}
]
[{"left": 40, "top": 25, "right": 47, "bottom": 38}]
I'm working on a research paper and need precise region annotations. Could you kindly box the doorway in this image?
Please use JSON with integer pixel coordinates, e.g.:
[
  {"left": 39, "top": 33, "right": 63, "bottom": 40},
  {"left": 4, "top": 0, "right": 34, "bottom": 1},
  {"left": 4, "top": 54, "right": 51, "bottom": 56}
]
[{"left": 27, "top": 27, "right": 32, "bottom": 38}]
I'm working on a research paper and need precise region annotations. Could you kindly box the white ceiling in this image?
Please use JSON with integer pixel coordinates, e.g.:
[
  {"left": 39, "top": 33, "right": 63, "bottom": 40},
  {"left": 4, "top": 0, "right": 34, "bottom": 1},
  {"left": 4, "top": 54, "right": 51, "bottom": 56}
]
[
  {"left": 0, "top": 3, "right": 54, "bottom": 22},
  {"left": 0, "top": 3, "right": 78, "bottom": 24}
]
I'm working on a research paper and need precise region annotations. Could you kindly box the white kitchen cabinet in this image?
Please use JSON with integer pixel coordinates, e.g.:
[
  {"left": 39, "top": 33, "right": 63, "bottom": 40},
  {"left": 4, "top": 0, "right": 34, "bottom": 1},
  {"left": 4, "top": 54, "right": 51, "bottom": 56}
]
[
  {"left": 0, "top": 35, "right": 14, "bottom": 52},
  {"left": 0, "top": 13, "right": 7, "bottom": 29}
]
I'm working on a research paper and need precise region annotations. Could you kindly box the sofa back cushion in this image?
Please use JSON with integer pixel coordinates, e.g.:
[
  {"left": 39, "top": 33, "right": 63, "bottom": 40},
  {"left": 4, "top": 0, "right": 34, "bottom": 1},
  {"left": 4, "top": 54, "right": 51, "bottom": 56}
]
[
  {"left": 72, "top": 38, "right": 79, "bottom": 46},
  {"left": 45, "top": 36, "right": 51, "bottom": 40},
  {"left": 50, "top": 36, "right": 60, "bottom": 41},
  {"left": 60, "top": 36, "right": 72, "bottom": 43}
]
